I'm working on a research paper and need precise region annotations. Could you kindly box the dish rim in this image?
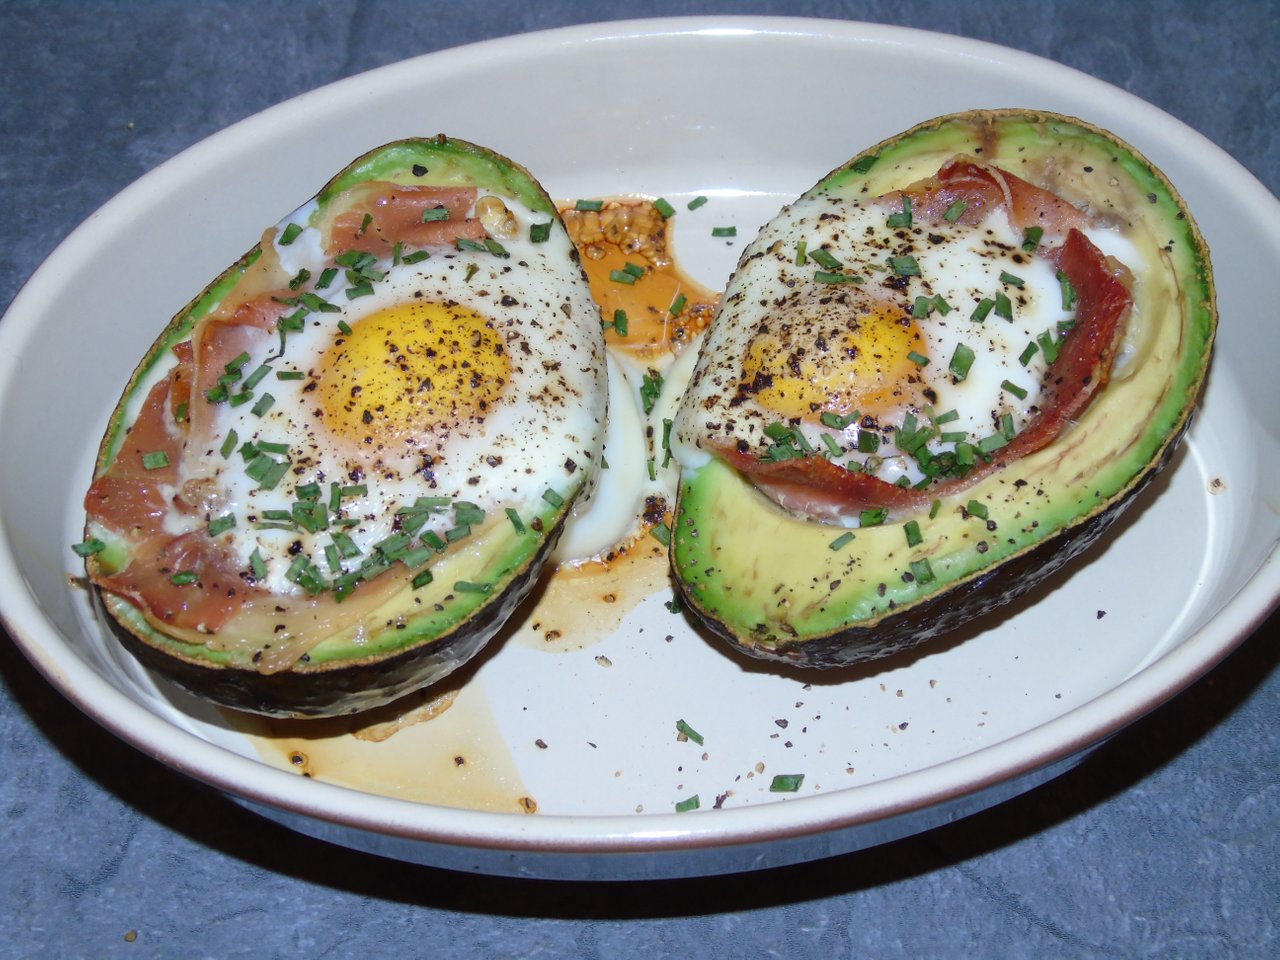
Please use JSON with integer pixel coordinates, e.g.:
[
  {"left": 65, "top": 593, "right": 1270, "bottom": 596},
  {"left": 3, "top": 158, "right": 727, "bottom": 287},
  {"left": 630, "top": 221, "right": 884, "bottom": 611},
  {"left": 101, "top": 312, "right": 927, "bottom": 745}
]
[{"left": 2, "top": 14, "right": 1278, "bottom": 863}]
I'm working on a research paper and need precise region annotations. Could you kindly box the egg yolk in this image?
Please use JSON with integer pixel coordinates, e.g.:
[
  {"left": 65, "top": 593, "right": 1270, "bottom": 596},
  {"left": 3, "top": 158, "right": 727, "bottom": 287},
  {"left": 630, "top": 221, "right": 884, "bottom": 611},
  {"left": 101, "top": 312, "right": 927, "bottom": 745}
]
[
  {"left": 317, "top": 300, "right": 509, "bottom": 447},
  {"left": 742, "top": 304, "right": 926, "bottom": 420}
]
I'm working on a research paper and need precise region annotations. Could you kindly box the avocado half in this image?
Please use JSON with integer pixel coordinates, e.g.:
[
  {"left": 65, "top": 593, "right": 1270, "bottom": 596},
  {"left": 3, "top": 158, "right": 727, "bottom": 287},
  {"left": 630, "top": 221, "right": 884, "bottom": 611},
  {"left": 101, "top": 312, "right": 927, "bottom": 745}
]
[
  {"left": 670, "top": 110, "right": 1216, "bottom": 667},
  {"left": 81, "top": 137, "right": 605, "bottom": 717}
]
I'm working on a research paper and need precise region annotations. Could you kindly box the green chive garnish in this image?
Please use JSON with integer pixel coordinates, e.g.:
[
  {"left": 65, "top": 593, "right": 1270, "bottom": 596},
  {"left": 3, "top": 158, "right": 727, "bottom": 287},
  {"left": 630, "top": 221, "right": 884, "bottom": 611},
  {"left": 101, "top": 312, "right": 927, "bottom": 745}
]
[
  {"left": 669, "top": 292, "right": 687, "bottom": 317},
  {"left": 421, "top": 205, "right": 450, "bottom": 222},
  {"left": 72, "top": 538, "right": 106, "bottom": 557},
  {"left": 1057, "top": 270, "right": 1077, "bottom": 310},
  {"left": 505, "top": 508, "right": 525, "bottom": 534},
  {"left": 1022, "top": 226, "right": 1044, "bottom": 252},
  {"left": 1018, "top": 342, "right": 1039, "bottom": 366},
  {"left": 454, "top": 580, "right": 491, "bottom": 595},
  {"left": 675, "top": 795, "right": 700, "bottom": 813},
  {"left": 859, "top": 507, "right": 888, "bottom": 527},
  {"left": 966, "top": 499, "right": 989, "bottom": 519},
  {"left": 675, "top": 719, "right": 704, "bottom": 745},
  {"left": 170, "top": 570, "right": 198, "bottom": 586},
  {"left": 609, "top": 269, "right": 637, "bottom": 285},
  {"left": 970, "top": 297, "right": 994, "bottom": 323},
  {"left": 909, "top": 558, "right": 935, "bottom": 584},
  {"left": 886, "top": 196, "right": 912, "bottom": 229},
  {"left": 650, "top": 523, "right": 671, "bottom": 546},
  {"left": 949, "top": 343, "right": 975, "bottom": 381},
  {"left": 278, "top": 223, "right": 302, "bottom": 245},
  {"left": 141, "top": 451, "right": 169, "bottom": 470},
  {"left": 654, "top": 198, "right": 676, "bottom": 219},
  {"left": 711, "top": 226, "right": 736, "bottom": 237},
  {"left": 809, "top": 248, "right": 842, "bottom": 271},
  {"left": 993, "top": 291, "right": 1013, "bottom": 321},
  {"left": 943, "top": 199, "right": 967, "bottom": 223},
  {"left": 529, "top": 221, "right": 552, "bottom": 243},
  {"left": 907, "top": 351, "right": 930, "bottom": 367},
  {"left": 795, "top": 240, "right": 808, "bottom": 266},
  {"left": 889, "top": 255, "right": 920, "bottom": 277},
  {"left": 769, "top": 774, "right": 805, "bottom": 793},
  {"left": 686, "top": 195, "right": 709, "bottom": 210},
  {"left": 904, "top": 520, "right": 923, "bottom": 547},
  {"left": 207, "top": 513, "right": 236, "bottom": 537},
  {"left": 999, "top": 270, "right": 1025, "bottom": 288},
  {"left": 829, "top": 531, "right": 856, "bottom": 551},
  {"left": 1001, "top": 379, "right": 1029, "bottom": 400},
  {"left": 542, "top": 488, "right": 564, "bottom": 509},
  {"left": 575, "top": 199, "right": 603, "bottom": 211},
  {"left": 611, "top": 309, "right": 629, "bottom": 336}
]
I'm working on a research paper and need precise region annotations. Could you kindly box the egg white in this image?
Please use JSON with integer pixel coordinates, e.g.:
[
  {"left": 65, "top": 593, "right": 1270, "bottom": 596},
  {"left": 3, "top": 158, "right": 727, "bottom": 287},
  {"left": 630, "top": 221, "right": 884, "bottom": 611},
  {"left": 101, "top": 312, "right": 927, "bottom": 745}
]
[
  {"left": 674, "top": 185, "right": 1142, "bottom": 497},
  {"left": 165, "top": 191, "right": 605, "bottom": 595}
]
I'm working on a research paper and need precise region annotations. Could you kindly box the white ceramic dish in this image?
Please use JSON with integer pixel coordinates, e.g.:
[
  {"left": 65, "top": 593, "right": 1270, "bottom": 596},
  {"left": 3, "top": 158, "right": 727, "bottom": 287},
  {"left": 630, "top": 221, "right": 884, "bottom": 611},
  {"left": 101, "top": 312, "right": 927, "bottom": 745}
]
[{"left": 2, "top": 17, "right": 1278, "bottom": 881}]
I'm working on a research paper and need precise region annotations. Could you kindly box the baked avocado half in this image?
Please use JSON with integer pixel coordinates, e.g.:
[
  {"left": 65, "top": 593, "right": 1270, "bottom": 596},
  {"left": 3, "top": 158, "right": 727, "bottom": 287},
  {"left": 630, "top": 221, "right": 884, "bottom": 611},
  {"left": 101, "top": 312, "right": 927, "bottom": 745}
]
[
  {"left": 670, "top": 110, "right": 1215, "bottom": 666},
  {"left": 79, "top": 137, "right": 607, "bottom": 717}
]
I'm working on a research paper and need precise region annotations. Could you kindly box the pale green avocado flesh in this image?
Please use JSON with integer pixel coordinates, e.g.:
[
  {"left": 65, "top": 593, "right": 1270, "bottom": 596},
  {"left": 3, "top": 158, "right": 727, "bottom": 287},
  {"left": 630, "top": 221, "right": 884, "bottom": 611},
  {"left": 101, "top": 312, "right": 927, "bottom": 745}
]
[{"left": 671, "top": 110, "right": 1216, "bottom": 666}]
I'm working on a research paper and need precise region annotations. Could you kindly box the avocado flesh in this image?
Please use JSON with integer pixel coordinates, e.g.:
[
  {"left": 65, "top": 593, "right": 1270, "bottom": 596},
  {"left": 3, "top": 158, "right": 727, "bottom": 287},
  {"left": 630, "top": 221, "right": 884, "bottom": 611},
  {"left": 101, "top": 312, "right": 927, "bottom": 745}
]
[
  {"left": 670, "top": 110, "right": 1216, "bottom": 666},
  {"left": 85, "top": 136, "right": 602, "bottom": 717}
]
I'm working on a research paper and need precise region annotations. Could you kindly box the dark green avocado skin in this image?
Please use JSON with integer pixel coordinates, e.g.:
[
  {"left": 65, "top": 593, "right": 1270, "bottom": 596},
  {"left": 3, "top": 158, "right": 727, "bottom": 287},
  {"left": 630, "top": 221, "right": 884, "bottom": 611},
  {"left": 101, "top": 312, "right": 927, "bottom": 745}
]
[
  {"left": 109, "top": 521, "right": 563, "bottom": 717},
  {"left": 676, "top": 420, "right": 1185, "bottom": 668}
]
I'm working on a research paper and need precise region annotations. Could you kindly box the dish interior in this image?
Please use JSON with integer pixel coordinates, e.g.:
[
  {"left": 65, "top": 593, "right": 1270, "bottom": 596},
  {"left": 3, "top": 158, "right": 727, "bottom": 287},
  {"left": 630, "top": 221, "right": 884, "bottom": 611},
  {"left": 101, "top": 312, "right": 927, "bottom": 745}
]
[{"left": 3, "top": 19, "right": 1278, "bottom": 849}]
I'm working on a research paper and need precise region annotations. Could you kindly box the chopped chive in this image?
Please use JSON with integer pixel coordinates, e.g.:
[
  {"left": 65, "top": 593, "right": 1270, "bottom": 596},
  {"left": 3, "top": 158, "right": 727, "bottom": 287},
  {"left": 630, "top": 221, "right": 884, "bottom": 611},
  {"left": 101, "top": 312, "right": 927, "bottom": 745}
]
[
  {"left": 1018, "top": 341, "right": 1039, "bottom": 366},
  {"left": 654, "top": 197, "right": 676, "bottom": 219},
  {"left": 1001, "top": 379, "right": 1029, "bottom": 400},
  {"left": 611, "top": 309, "right": 629, "bottom": 336},
  {"left": 174, "top": 401, "right": 188, "bottom": 423},
  {"left": 392, "top": 241, "right": 403, "bottom": 266},
  {"left": 929, "top": 498, "right": 942, "bottom": 519},
  {"left": 939, "top": 430, "right": 968, "bottom": 444},
  {"left": 933, "top": 408, "right": 960, "bottom": 425},
  {"left": 219, "top": 430, "right": 238, "bottom": 459},
  {"left": 464, "top": 263, "right": 480, "bottom": 282},
  {"left": 907, "top": 350, "right": 930, "bottom": 367},
  {"left": 912, "top": 295, "right": 934, "bottom": 319},
  {"left": 650, "top": 523, "right": 671, "bottom": 546},
  {"left": 72, "top": 538, "right": 106, "bottom": 557},
  {"left": 857, "top": 431, "right": 880, "bottom": 454},
  {"left": 411, "top": 569, "right": 434, "bottom": 589},
  {"left": 401, "top": 249, "right": 430, "bottom": 264},
  {"left": 505, "top": 508, "right": 525, "bottom": 534},
  {"left": 288, "top": 268, "right": 312, "bottom": 290},
  {"left": 999, "top": 270, "right": 1026, "bottom": 288},
  {"left": 609, "top": 269, "right": 637, "bottom": 285},
  {"left": 814, "top": 270, "right": 862, "bottom": 285},
  {"left": 646, "top": 458, "right": 657, "bottom": 481},
  {"left": 1021, "top": 226, "right": 1044, "bottom": 252},
  {"left": 640, "top": 370, "right": 663, "bottom": 415},
  {"left": 574, "top": 199, "right": 603, "bottom": 211},
  {"left": 332, "top": 532, "right": 361, "bottom": 559},
  {"left": 421, "top": 205, "right": 450, "bottom": 222},
  {"left": 242, "top": 363, "right": 272, "bottom": 392},
  {"left": 970, "top": 297, "right": 994, "bottom": 323},
  {"left": 889, "top": 255, "right": 920, "bottom": 277},
  {"left": 207, "top": 513, "right": 236, "bottom": 537},
  {"left": 904, "top": 519, "right": 923, "bottom": 547},
  {"left": 225, "top": 352, "right": 251, "bottom": 373},
  {"left": 675, "top": 719, "right": 704, "bottom": 745},
  {"left": 1057, "top": 270, "right": 1077, "bottom": 311},
  {"left": 455, "top": 237, "right": 487, "bottom": 253},
  {"left": 444, "top": 524, "right": 470, "bottom": 543},
  {"left": 949, "top": 343, "right": 975, "bottom": 381},
  {"left": 346, "top": 282, "right": 374, "bottom": 300},
  {"left": 966, "top": 499, "right": 989, "bottom": 519},
  {"left": 769, "top": 773, "right": 805, "bottom": 793},
  {"left": 1037, "top": 330, "right": 1061, "bottom": 364},
  {"left": 686, "top": 195, "right": 709, "bottom": 210},
  {"left": 829, "top": 531, "right": 856, "bottom": 551},
  {"left": 808, "top": 248, "right": 843, "bottom": 271},
  {"left": 170, "top": 570, "right": 199, "bottom": 586},
  {"left": 249, "top": 549, "right": 268, "bottom": 581},
  {"left": 859, "top": 507, "right": 888, "bottom": 527},
  {"left": 977, "top": 432, "right": 1008, "bottom": 454},
  {"left": 276, "top": 369, "right": 305, "bottom": 381},
  {"left": 529, "top": 220, "right": 552, "bottom": 243},
  {"left": 909, "top": 558, "right": 935, "bottom": 584},
  {"left": 356, "top": 212, "right": 373, "bottom": 237},
  {"left": 820, "top": 433, "right": 843, "bottom": 457},
  {"left": 278, "top": 223, "right": 303, "bottom": 245},
  {"left": 141, "top": 450, "right": 170, "bottom": 470},
  {"left": 795, "top": 240, "right": 808, "bottom": 266},
  {"left": 324, "top": 543, "right": 342, "bottom": 573},
  {"left": 820, "top": 411, "right": 858, "bottom": 430},
  {"left": 484, "top": 238, "right": 510, "bottom": 258},
  {"left": 541, "top": 488, "right": 564, "bottom": 509},
  {"left": 943, "top": 199, "right": 967, "bottom": 223},
  {"left": 315, "top": 267, "right": 338, "bottom": 289},
  {"left": 251, "top": 393, "right": 275, "bottom": 417},
  {"left": 711, "top": 226, "right": 736, "bottom": 238},
  {"left": 886, "top": 195, "right": 913, "bottom": 229},
  {"left": 669, "top": 292, "right": 687, "bottom": 317},
  {"left": 1000, "top": 412, "right": 1016, "bottom": 441},
  {"left": 454, "top": 580, "right": 492, "bottom": 595},
  {"left": 993, "top": 291, "right": 1013, "bottom": 321},
  {"left": 675, "top": 795, "right": 701, "bottom": 813}
]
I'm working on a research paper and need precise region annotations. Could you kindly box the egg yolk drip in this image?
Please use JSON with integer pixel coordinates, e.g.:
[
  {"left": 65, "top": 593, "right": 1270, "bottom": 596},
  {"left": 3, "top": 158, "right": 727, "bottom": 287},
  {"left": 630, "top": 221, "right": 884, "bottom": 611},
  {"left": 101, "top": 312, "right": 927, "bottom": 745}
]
[
  {"left": 741, "top": 303, "right": 927, "bottom": 421},
  {"left": 317, "top": 300, "right": 509, "bottom": 449}
]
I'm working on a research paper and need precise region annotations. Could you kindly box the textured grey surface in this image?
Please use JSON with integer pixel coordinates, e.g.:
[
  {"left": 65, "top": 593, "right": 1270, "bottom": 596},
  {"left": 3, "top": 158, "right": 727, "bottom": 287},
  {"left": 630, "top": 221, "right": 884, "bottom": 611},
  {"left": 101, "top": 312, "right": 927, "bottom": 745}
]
[{"left": 1, "top": 0, "right": 1278, "bottom": 957}]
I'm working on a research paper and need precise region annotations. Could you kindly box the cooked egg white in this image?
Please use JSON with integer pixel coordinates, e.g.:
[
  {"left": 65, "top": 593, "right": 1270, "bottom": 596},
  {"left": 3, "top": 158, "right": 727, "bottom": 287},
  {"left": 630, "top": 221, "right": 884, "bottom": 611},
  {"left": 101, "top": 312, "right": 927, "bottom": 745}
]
[
  {"left": 673, "top": 186, "right": 1144, "bottom": 501},
  {"left": 162, "top": 191, "right": 605, "bottom": 596}
]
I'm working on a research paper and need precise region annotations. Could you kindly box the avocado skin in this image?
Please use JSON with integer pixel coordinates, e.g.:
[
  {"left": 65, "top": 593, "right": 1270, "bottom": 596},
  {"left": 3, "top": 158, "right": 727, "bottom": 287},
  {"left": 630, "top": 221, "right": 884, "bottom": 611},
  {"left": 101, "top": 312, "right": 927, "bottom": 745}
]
[
  {"left": 674, "top": 416, "right": 1185, "bottom": 667},
  {"left": 669, "top": 109, "right": 1215, "bottom": 667},
  {"left": 107, "top": 518, "right": 563, "bottom": 717}
]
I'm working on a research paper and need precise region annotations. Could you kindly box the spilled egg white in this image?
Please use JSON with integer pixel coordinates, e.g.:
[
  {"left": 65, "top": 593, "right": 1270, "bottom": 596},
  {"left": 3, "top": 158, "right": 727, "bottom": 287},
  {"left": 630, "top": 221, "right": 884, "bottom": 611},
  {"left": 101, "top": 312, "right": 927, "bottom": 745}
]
[
  {"left": 673, "top": 187, "right": 1145, "bottom": 508},
  {"left": 158, "top": 191, "right": 605, "bottom": 597}
]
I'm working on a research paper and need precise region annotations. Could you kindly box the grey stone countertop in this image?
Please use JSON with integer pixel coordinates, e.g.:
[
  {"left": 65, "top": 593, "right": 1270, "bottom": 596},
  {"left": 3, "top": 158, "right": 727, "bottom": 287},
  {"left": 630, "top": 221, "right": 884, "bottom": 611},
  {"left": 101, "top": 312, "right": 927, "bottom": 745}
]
[{"left": 1, "top": 1, "right": 1276, "bottom": 957}]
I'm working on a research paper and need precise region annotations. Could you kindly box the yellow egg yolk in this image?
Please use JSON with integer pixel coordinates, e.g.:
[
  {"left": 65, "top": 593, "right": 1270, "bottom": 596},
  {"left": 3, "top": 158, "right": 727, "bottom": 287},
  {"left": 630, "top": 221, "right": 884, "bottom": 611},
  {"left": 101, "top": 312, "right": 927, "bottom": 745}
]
[
  {"left": 741, "top": 304, "right": 927, "bottom": 420},
  {"left": 317, "top": 300, "right": 510, "bottom": 448}
]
